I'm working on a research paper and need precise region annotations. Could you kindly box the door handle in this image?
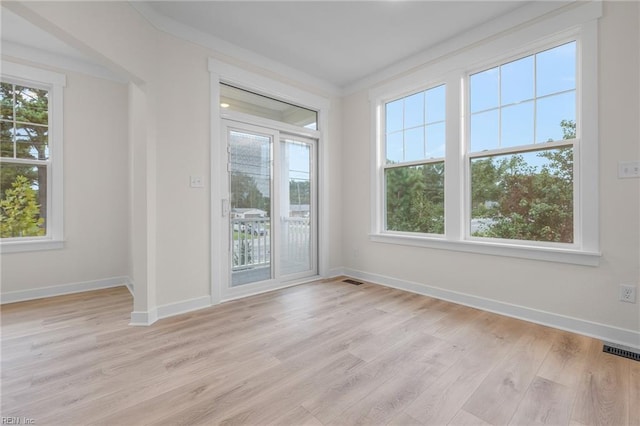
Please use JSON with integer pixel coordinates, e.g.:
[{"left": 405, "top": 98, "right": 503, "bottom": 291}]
[{"left": 222, "top": 199, "right": 230, "bottom": 217}]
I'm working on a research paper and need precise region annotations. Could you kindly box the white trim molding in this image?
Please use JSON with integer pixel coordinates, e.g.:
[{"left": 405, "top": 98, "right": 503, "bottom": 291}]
[
  {"left": 125, "top": 277, "right": 134, "bottom": 296},
  {"left": 342, "top": 268, "right": 640, "bottom": 351},
  {"left": 0, "top": 239, "right": 64, "bottom": 254},
  {"left": 219, "top": 275, "right": 322, "bottom": 305},
  {"left": 156, "top": 295, "right": 213, "bottom": 320},
  {"left": 208, "top": 58, "right": 332, "bottom": 306},
  {"left": 369, "top": 234, "right": 601, "bottom": 267},
  {"left": 1, "top": 276, "right": 130, "bottom": 304},
  {"left": 131, "top": 295, "right": 212, "bottom": 326},
  {"left": 132, "top": 275, "right": 324, "bottom": 327},
  {"left": 130, "top": 309, "right": 158, "bottom": 327}
]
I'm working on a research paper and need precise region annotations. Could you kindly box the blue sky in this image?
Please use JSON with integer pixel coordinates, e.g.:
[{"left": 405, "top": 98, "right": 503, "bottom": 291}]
[
  {"left": 386, "top": 41, "right": 576, "bottom": 162},
  {"left": 470, "top": 41, "right": 576, "bottom": 152},
  {"left": 283, "top": 140, "right": 310, "bottom": 182}
]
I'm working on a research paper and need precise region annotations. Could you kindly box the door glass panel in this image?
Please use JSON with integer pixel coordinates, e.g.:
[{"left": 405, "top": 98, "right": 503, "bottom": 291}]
[
  {"left": 229, "top": 130, "right": 272, "bottom": 286},
  {"left": 280, "top": 139, "right": 313, "bottom": 276}
]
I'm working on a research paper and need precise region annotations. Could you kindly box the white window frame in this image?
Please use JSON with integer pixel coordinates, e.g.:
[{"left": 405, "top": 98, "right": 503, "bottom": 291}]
[
  {"left": 370, "top": 6, "right": 601, "bottom": 266},
  {"left": 464, "top": 38, "right": 579, "bottom": 247},
  {"left": 1, "top": 61, "right": 66, "bottom": 253},
  {"left": 382, "top": 83, "right": 447, "bottom": 236}
]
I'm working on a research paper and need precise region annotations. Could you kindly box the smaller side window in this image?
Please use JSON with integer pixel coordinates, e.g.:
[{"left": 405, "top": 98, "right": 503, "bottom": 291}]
[
  {"left": 1, "top": 62, "right": 65, "bottom": 251},
  {"left": 0, "top": 82, "right": 49, "bottom": 238}
]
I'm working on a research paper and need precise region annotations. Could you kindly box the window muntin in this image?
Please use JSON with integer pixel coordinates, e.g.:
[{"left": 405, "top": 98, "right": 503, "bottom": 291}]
[
  {"left": 0, "top": 82, "right": 50, "bottom": 239},
  {"left": 383, "top": 84, "right": 446, "bottom": 234},
  {"left": 468, "top": 41, "right": 577, "bottom": 244},
  {"left": 469, "top": 41, "right": 576, "bottom": 152},
  {"left": 385, "top": 84, "right": 446, "bottom": 163}
]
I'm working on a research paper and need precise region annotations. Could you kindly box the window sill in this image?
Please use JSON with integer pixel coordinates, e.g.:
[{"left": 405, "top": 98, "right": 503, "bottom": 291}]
[
  {"left": 369, "top": 233, "right": 600, "bottom": 266},
  {"left": 1, "top": 239, "right": 64, "bottom": 254}
]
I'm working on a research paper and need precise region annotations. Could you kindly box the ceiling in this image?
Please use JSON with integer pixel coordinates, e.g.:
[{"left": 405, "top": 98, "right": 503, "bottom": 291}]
[
  {"left": 1, "top": 1, "right": 546, "bottom": 91},
  {"left": 142, "top": 1, "right": 532, "bottom": 89}
]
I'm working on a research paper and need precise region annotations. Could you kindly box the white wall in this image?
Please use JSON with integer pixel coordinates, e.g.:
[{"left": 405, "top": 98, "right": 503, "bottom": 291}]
[
  {"left": 341, "top": 2, "right": 639, "bottom": 344},
  {"left": 151, "top": 32, "right": 212, "bottom": 306},
  {"left": 152, "top": 30, "right": 344, "bottom": 307},
  {"left": 1, "top": 2, "right": 344, "bottom": 317},
  {"left": 0, "top": 64, "right": 130, "bottom": 297}
]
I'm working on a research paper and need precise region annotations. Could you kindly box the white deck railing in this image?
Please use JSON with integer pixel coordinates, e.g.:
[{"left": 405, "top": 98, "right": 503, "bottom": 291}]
[
  {"left": 232, "top": 218, "right": 270, "bottom": 270},
  {"left": 231, "top": 217, "right": 310, "bottom": 271}
]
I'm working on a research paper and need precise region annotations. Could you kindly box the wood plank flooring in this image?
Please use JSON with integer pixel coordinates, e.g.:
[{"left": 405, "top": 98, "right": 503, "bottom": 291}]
[{"left": 1, "top": 278, "right": 636, "bottom": 425}]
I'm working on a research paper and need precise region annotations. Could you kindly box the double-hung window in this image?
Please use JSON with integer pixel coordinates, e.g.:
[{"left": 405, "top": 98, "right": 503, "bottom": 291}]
[
  {"left": 384, "top": 85, "right": 446, "bottom": 235},
  {"left": 372, "top": 13, "right": 600, "bottom": 265},
  {"left": 468, "top": 42, "right": 577, "bottom": 244},
  {"left": 0, "top": 62, "right": 65, "bottom": 252}
]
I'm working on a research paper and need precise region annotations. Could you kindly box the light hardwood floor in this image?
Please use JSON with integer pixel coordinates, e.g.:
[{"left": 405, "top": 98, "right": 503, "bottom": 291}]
[{"left": 1, "top": 278, "right": 637, "bottom": 425}]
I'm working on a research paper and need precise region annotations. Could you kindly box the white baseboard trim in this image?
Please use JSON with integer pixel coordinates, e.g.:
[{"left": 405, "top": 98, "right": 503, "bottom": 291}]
[
  {"left": 131, "top": 274, "right": 333, "bottom": 326},
  {"left": 342, "top": 267, "right": 640, "bottom": 351},
  {"left": 1, "top": 276, "right": 130, "bottom": 304},
  {"left": 129, "top": 296, "right": 212, "bottom": 326},
  {"left": 219, "top": 275, "right": 323, "bottom": 305},
  {"left": 156, "top": 296, "right": 212, "bottom": 320},
  {"left": 136, "top": 275, "right": 326, "bottom": 326},
  {"left": 130, "top": 309, "right": 158, "bottom": 326},
  {"left": 327, "top": 267, "right": 347, "bottom": 279},
  {"left": 125, "top": 277, "right": 134, "bottom": 296}
]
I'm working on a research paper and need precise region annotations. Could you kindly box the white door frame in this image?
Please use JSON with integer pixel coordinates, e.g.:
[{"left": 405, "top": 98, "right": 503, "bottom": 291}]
[{"left": 209, "top": 58, "right": 330, "bottom": 305}]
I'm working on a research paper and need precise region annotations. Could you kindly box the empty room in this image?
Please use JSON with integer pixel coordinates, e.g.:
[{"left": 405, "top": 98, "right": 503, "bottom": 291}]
[{"left": 1, "top": 1, "right": 639, "bottom": 425}]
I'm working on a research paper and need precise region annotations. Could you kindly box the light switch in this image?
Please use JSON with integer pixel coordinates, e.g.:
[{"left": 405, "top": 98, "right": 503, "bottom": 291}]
[
  {"left": 618, "top": 161, "right": 640, "bottom": 179},
  {"left": 190, "top": 176, "right": 204, "bottom": 188}
]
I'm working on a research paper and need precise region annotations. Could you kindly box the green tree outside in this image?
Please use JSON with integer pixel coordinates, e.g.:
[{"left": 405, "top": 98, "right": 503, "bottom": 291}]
[
  {"left": 386, "top": 162, "right": 444, "bottom": 234},
  {"left": 230, "top": 171, "right": 270, "bottom": 216},
  {"left": 471, "top": 120, "right": 575, "bottom": 243},
  {"left": 0, "top": 175, "right": 45, "bottom": 238},
  {"left": 384, "top": 120, "right": 575, "bottom": 243}
]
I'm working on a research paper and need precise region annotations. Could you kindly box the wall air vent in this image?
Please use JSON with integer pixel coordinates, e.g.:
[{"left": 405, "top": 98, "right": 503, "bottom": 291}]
[{"left": 602, "top": 342, "right": 640, "bottom": 362}]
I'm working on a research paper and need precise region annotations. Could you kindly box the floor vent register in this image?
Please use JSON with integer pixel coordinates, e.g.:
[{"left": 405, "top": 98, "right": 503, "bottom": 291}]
[{"left": 603, "top": 342, "right": 640, "bottom": 362}]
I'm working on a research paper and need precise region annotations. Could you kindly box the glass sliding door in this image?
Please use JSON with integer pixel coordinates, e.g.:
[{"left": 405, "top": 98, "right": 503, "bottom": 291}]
[
  {"left": 279, "top": 137, "right": 315, "bottom": 277},
  {"left": 228, "top": 128, "right": 273, "bottom": 286},
  {"left": 223, "top": 121, "right": 317, "bottom": 296}
]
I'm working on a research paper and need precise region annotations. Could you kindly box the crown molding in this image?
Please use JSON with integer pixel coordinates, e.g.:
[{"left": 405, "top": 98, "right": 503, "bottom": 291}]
[{"left": 129, "top": 2, "right": 341, "bottom": 98}]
